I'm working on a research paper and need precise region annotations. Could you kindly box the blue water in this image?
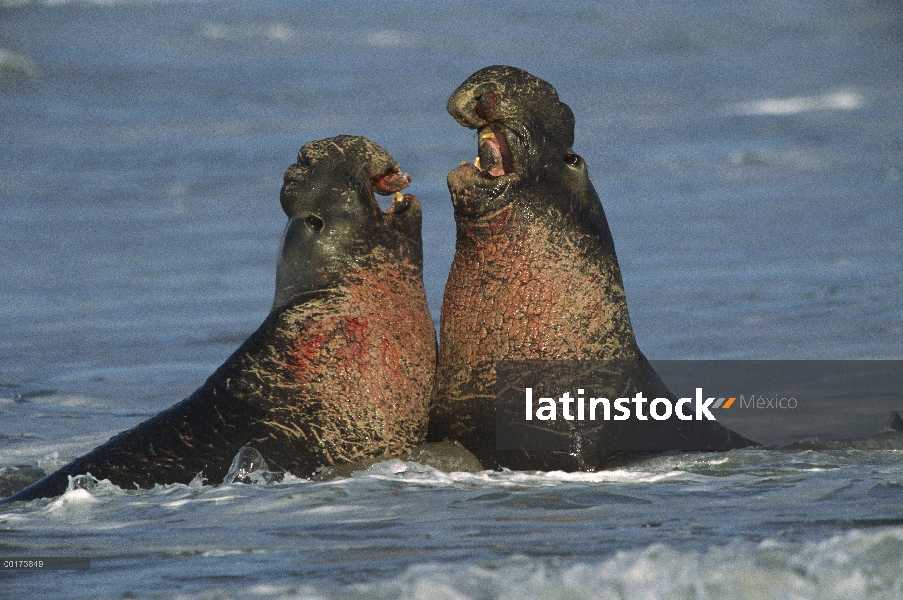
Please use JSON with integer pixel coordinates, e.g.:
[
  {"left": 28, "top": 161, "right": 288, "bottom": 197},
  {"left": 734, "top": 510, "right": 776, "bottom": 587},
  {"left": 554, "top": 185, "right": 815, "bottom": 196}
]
[{"left": 1, "top": 0, "right": 902, "bottom": 597}]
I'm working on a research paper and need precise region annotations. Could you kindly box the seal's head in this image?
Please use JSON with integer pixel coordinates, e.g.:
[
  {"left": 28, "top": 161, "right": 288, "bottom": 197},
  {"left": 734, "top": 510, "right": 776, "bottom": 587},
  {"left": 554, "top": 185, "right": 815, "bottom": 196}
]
[
  {"left": 274, "top": 135, "right": 423, "bottom": 309},
  {"left": 446, "top": 65, "right": 582, "bottom": 218}
]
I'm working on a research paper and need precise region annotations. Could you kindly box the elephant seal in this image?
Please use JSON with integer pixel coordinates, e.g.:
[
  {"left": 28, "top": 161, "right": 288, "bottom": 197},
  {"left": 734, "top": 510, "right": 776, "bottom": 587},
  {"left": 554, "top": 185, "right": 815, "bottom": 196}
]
[
  {"left": 429, "top": 66, "right": 755, "bottom": 469},
  {"left": 6, "top": 136, "right": 436, "bottom": 502}
]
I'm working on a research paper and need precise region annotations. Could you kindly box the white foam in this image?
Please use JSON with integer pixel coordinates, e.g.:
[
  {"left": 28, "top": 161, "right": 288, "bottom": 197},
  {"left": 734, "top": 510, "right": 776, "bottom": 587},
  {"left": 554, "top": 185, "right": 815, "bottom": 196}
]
[
  {"left": 0, "top": 48, "right": 38, "bottom": 77},
  {"left": 52, "top": 487, "right": 99, "bottom": 505},
  {"left": 198, "top": 22, "right": 299, "bottom": 43},
  {"left": 364, "top": 30, "right": 417, "bottom": 48},
  {"left": 726, "top": 90, "right": 864, "bottom": 116},
  {"left": 340, "top": 529, "right": 903, "bottom": 600},
  {"left": 347, "top": 458, "right": 714, "bottom": 489}
]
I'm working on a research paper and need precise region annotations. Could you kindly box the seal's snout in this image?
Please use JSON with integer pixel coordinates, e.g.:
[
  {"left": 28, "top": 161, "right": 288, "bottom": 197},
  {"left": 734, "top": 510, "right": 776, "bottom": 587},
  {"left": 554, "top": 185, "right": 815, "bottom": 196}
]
[
  {"left": 473, "top": 89, "right": 500, "bottom": 122},
  {"left": 373, "top": 169, "right": 411, "bottom": 196},
  {"left": 446, "top": 65, "right": 580, "bottom": 201},
  {"left": 448, "top": 82, "right": 501, "bottom": 130},
  {"left": 280, "top": 135, "right": 417, "bottom": 227},
  {"left": 448, "top": 66, "right": 576, "bottom": 170}
]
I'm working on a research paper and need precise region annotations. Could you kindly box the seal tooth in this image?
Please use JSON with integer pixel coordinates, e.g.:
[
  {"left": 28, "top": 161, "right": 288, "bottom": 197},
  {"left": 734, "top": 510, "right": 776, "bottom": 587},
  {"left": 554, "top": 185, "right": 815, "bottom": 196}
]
[
  {"left": 481, "top": 132, "right": 495, "bottom": 140},
  {"left": 392, "top": 192, "right": 403, "bottom": 203},
  {"left": 474, "top": 157, "right": 481, "bottom": 169},
  {"left": 460, "top": 160, "right": 468, "bottom": 166}
]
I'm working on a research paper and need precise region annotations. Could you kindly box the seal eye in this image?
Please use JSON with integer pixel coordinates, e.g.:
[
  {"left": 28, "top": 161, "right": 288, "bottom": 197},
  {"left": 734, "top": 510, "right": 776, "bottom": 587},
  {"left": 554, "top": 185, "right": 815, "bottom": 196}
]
[
  {"left": 304, "top": 215, "right": 324, "bottom": 232},
  {"left": 564, "top": 153, "right": 581, "bottom": 167}
]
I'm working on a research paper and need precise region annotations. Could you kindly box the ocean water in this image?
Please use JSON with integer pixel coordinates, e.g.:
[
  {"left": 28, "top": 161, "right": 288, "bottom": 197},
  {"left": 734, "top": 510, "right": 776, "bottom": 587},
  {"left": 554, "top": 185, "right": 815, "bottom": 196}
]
[{"left": 1, "top": 0, "right": 901, "bottom": 597}]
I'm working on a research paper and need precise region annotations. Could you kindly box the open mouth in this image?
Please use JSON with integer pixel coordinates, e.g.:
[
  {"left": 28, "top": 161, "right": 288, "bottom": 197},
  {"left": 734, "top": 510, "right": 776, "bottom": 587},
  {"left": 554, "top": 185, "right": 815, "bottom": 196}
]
[
  {"left": 451, "top": 123, "right": 518, "bottom": 199},
  {"left": 446, "top": 122, "right": 520, "bottom": 217},
  {"left": 475, "top": 125, "right": 515, "bottom": 178},
  {"left": 369, "top": 168, "right": 413, "bottom": 218}
]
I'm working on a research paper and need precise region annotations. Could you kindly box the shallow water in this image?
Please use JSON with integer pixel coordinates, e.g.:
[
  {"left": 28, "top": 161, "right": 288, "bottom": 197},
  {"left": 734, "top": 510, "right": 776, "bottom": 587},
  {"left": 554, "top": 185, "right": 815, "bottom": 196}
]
[
  {"left": 3, "top": 452, "right": 903, "bottom": 599},
  {"left": 1, "top": 0, "right": 902, "bottom": 597}
]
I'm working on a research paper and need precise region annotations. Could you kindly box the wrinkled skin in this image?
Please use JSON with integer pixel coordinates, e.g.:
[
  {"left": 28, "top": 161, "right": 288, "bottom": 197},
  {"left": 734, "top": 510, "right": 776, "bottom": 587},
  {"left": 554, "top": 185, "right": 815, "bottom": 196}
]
[
  {"left": 430, "top": 66, "right": 755, "bottom": 469},
  {"left": 7, "top": 136, "right": 436, "bottom": 502}
]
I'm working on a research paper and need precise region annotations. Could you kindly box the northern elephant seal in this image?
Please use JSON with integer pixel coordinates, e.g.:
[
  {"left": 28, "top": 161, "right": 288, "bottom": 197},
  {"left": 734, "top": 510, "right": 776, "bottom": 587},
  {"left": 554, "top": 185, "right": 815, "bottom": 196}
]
[
  {"left": 430, "top": 66, "right": 755, "bottom": 469},
  {"left": 7, "top": 136, "right": 436, "bottom": 502}
]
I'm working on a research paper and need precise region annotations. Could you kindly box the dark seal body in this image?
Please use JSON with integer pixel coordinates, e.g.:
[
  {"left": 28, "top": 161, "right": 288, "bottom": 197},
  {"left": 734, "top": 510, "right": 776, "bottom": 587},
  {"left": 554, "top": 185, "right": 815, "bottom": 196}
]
[
  {"left": 8, "top": 136, "right": 436, "bottom": 502},
  {"left": 430, "top": 66, "right": 754, "bottom": 469}
]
